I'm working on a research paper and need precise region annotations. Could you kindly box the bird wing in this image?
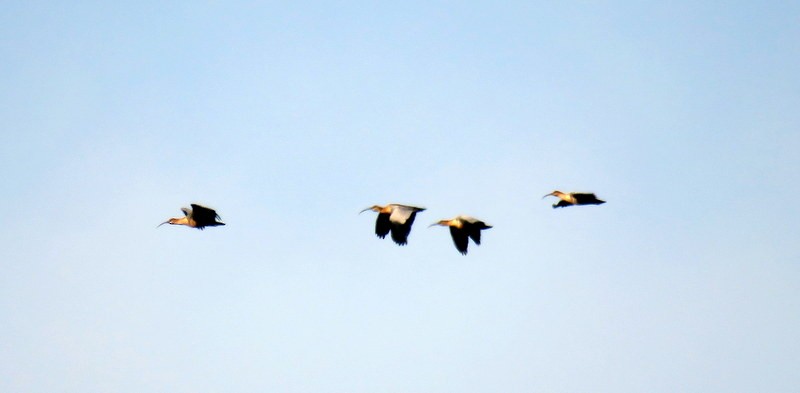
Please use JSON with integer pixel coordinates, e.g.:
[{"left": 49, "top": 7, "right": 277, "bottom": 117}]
[
  {"left": 190, "top": 204, "right": 221, "bottom": 225},
  {"left": 388, "top": 205, "right": 422, "bottom": 224},
  {"left": 375, "top": 212, "right": 391, "bottom": 239},
  {"left": 468, "top": 226, "right": 482, "bottom": 245},
  {"left": 389, "top": 211, "right": 418, "bottom": 246},
  {"left": 449, "top": 226, "right": 469, "bottom": 255},
  {"left": 462, "top": 218, "right": 491, "bottom": 245},
  {"left": 572, "top": 193, "right": 605, "bottom": 205},
  {"left": 181, "top": 207, "right": 191, "bottom": 216},
  {"left": 553, "top": 200, "right": 573, "bottom": 208},
  {"left": 458, "top": 215, "right": 483, "bottom": 224}
]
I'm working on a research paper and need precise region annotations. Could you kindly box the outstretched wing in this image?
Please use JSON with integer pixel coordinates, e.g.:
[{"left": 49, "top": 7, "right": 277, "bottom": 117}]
[
  {"left": 390, "top": 211, "right": 418, "bottom": 246},
  {"left": 463, "top": 219, "right": 491, "bottom": 245},
  {"left": 553, "top": 200, "right": 573, "bottom": 208},
  {"left": 449, "top": 226, "right": 469, "bottom": 255},
  {"left": 573, "top": 193, "right": 605, "bottom": 205},
  {"left": 375, "top": 212, "right": 391, "bottom": 239},
  {"left": 467, "top": 224, "right": 483, "bottom": 245},
  {"left": 190, "top": 204, "right": 223, "bottom": 227},
  {"left": 468, "top": 228, "right": 481, "bottom": 245},
  {"left": 388, "top": 205, "right": 423, "bottom": 224}
]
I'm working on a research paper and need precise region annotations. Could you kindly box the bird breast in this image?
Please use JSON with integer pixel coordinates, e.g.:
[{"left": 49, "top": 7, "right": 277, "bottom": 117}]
[{"left": 560, "top": 193, "right": 576, "bottom": 203}]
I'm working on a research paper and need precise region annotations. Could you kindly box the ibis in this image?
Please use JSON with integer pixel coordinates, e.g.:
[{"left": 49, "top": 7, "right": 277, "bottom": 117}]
[
  {"left": 543, "top": 191, "right": 605, "bottom": 208},
  {"left": 360, "top": 204, "right": 425, "bottom": 246},
  {"left": 158, "top": 204, "right": 225, "bottom": 229},
  {"left": 429, "top": 215, "right": 492, "bottom": 255}
]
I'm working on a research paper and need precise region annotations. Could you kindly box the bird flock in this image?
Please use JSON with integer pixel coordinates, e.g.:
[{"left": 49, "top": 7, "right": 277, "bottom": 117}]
[{"left": 159, "top": 190, "right": 605, "bottom": 255}]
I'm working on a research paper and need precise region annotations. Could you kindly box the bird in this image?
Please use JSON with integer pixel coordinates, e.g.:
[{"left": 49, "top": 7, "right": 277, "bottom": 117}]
[
  {"left": 360, "top": 204, "right": 425, "bottom": 246},
  {"left": 429, "top": 215, "right": 492, "bottom": 255},
  {"left": 543, "top": 190, "right": 605, "bottom": 208},
  {"left": 158, "top": 204, "right": 225, "bottom": 229}
]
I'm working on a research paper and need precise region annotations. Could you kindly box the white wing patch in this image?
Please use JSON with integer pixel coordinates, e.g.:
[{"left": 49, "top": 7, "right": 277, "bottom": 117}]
[
  {"left": 458, "top": 215, "right": 480, "bottom": 224},
  {"left": 389, "top": 205, "right": 417, "bottom": 224}
]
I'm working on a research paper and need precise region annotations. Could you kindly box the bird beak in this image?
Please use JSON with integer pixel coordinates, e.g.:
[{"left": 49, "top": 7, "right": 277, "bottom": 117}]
[
  {"left": 358, "top": 207, "right": 372, "bottom": 214},
  {"left": 542, "top": 193, "right": 554, "bottom": 199},
  {"left": 428, "top": 222, "right": 439, "bottom": 228},
  {"left": 156, "top": 220, "right": 169, "bottom": 228}
]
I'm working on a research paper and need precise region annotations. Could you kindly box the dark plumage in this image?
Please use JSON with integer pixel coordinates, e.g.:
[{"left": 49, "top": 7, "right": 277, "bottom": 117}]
[
  {"left": 430, "top": 215, "right": 492, "bottom": 255},
  {"left": 544, "top": 191, "right": 605, "bottom": 208},
  {"left": 361, "top": 204, "right": 426, "bottom": 246},
  {"left": 158, "top": 204, "right": 225, "bottom": 229}
]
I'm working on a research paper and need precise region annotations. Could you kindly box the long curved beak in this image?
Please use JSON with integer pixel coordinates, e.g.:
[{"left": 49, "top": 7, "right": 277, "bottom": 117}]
[
  {"left": 542, "top": 193, "right": 554, "bottom": 199},
  {"left": 428, "top": 222, "right": 440, "bottom": 228},
  {"left": 156, "top": 220, "right": 170, "bottom": 228},
  {"left": 358, "top": 207, "right": 372, "bottom": 214}
]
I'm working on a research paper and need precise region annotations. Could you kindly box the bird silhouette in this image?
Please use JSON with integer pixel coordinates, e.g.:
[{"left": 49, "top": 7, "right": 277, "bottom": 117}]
[
  {"left": 158, "top": 204, "right": 225, "bottom": 230},
  {"left": 429, "top": 215, "right": 492, "bottom": 255},
  {"left": 543, "top": 191, "right": 605, "bottom": 208},
  {"left": 360, "top": 204, "right": 425, "bottom": 245}
]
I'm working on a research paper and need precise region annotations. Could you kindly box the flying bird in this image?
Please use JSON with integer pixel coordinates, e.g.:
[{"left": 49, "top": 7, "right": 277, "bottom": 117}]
[
  {"left": 429, "top": 215, "right": 492, "bottom": 255},
  {"left": 543, "top": 191, "right": 605, "bottom": 208},
  {"left": 158, "top": 204, "right": 225, "bottom": 229},
  {"left": 360, "top": 204, "right": 425, "bottom": 246}
]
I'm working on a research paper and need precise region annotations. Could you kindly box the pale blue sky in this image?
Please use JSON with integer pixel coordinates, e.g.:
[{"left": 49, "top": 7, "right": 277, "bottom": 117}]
[{"left": 1, "top": 1, "right": 799, "bottom": 392}]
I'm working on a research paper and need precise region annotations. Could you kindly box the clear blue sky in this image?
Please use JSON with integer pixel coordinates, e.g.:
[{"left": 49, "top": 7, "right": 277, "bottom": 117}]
[{"left": 1, "top": 1, "right": 798, "bottom": 392}]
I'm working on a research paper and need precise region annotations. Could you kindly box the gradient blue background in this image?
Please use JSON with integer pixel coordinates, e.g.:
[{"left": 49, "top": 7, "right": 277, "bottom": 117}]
[{"left": 1, "top": 2, "right": 798, "bottom": 392}]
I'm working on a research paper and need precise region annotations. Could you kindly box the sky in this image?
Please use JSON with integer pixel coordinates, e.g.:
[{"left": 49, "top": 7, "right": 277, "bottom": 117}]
[{"left": 1, "top": 1, "right": 799, "bottom": 392}]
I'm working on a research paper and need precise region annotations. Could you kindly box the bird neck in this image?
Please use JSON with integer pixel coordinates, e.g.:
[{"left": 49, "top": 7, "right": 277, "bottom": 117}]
[
  {"left": 554, "top": 192, "right": 574, "bottom": 203},
  {"left": 172, "top": 217, "right": 192, "bottom": 226}
]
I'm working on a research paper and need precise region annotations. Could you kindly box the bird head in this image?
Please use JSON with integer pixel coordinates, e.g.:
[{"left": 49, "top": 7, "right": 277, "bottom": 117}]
[
  {"left": 157, "top": 218, "right": 178, "bottom": 228},
  {"left": 542, "top": 190, "right": 563, "bottom": 199},
  {"left": 428, "top": 219, "right": 451, "bottom": 228},
  {"left": 359, "top": 205, "right": 382, "bottom": 214}
]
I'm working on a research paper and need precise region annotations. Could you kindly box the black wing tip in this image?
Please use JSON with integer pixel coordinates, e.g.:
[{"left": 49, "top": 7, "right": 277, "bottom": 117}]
[
  {"left": 191, "top": 203, "right": 219, "bottom": 213},
  {"left": 196, "top": 222, "right": 225, "bottom": 229},
  {"left": 391, "top": 236, "right": 409, "bottom": 246}
]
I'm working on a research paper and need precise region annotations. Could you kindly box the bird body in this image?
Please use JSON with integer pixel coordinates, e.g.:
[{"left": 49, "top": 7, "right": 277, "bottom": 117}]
[
  {"left": 360, "top": 203, "right": 425, "bottom": 245},
  {"left": 543, "top": 191, "right": 605, "bottom": 208},
  {"left": 159, "top": 204, "right": 225, "bottom": 229},
  {"left": 430, "top": 215, "right": 492, "bottom": 255}
]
